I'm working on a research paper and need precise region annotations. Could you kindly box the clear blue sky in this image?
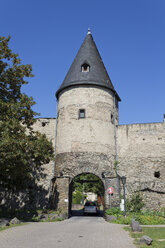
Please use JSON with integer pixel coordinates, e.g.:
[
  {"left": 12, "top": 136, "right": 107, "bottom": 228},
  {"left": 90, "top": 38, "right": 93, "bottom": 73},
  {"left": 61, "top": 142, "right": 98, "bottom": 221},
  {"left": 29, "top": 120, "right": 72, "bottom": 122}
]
[{"left": 1, "top": 0, "right": 165, "bottom": 124}]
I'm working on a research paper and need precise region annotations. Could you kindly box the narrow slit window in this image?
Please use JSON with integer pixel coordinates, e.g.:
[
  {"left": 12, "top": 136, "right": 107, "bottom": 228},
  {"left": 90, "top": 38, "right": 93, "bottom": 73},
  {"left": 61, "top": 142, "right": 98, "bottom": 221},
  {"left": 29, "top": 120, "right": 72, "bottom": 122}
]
[
  {"left": 111, "top": 114, "right": 114, "bottom": 124},
  {"left": 81, "top": 63, "right": 90, "bottom": 72},
  {"left": 79, "top": 109, "right": 85, "bottom": 119}
]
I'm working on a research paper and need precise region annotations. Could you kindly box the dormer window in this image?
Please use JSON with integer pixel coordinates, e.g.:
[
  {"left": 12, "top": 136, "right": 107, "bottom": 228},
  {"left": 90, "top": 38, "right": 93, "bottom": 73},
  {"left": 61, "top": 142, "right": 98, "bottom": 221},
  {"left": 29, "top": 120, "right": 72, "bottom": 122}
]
[{"left": 81, "top": 63, "right": 90, "bottom": 72}]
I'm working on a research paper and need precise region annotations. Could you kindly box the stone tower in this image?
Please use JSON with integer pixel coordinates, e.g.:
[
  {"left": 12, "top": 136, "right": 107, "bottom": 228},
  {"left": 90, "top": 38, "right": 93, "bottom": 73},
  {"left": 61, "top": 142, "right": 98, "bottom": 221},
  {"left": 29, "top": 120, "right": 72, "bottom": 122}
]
[{"left": 53, "top": 30, "right": 121, "bottom": 213}]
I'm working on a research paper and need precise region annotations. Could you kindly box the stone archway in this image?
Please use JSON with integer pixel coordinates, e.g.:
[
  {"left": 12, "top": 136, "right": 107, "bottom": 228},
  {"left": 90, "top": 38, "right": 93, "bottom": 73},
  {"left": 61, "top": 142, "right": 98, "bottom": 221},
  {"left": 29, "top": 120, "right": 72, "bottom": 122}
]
[
  {"left": 52, "top": 153, "right": 121, "bottom": 214},
  {"left": 68, "top": 172, "right": 105, "bottom": 217}
]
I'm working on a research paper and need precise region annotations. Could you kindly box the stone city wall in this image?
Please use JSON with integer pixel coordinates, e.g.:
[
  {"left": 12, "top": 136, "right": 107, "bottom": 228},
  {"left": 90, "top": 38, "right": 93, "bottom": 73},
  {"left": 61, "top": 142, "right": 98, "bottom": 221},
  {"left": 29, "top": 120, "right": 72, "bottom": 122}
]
[
  {"left": 5, "top": 105, "right": 164, "bottom": 211},
  {"left": 117, "top": 118, "right": 165, "bottom": 210},
  {"left": 32, "top": 118, "right": 56, "bottom": 207},
  {"left": 14, "top": 113, "right": 165, "bottom": 211}
]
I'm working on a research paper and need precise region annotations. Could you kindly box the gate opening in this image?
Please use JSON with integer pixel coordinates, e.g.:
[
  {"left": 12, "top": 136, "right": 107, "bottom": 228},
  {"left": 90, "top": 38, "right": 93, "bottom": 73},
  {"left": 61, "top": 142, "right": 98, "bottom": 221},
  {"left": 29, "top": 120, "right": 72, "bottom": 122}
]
[{"left": 69, "top": 173, "right": 104, "bottom": 217}]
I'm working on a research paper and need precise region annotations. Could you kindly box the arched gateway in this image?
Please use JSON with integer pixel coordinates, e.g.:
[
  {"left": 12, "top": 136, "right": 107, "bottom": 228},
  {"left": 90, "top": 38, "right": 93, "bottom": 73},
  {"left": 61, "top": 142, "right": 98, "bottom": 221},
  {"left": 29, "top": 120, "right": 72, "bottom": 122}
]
[
  {"left": 52, "top": 29, "right": 121, "bottom": 215},
  {"left": 69, "top": 172, "right": 105, "bottom": 215}
]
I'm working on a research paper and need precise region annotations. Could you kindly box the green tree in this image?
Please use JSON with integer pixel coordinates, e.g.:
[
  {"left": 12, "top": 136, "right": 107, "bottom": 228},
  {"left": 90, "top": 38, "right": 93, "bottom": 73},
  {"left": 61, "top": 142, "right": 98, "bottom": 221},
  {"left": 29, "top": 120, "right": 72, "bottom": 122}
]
[
  {"left": 0, "top": 36, "right": 54, "bottom": 190},
  {"left": 72, "top": 173, "right": 104, "bottom": 196},
  {"left": 126, "top": 192, "right": 145, "bottom": 213},
  {"left": 72, "top": 191, "right": 84, "bottom": 204}
]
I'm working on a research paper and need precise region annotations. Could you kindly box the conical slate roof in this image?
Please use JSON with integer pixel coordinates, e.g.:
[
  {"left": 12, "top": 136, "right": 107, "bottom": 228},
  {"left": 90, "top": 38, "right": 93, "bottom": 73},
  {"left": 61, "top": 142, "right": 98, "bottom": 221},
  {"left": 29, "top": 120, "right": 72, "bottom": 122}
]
[{"left": 56, "top": 30, "right": 120, "bottom": 101}]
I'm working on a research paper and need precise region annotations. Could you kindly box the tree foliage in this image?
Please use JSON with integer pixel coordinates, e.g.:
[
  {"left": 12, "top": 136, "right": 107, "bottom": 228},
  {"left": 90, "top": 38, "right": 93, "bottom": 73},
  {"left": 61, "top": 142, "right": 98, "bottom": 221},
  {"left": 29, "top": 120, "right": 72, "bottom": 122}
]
[
  {"left": 126, "top": 192, "right": 145, "bottom": 213},
  {"left": 0, "top": 36, "right": 54, "bottom": 190},
  {"left": 72, "top": 173, "right": 104, "bottom": 196},
  {"left": 72, "top": 191, "right": 84, "bottom": 204}
]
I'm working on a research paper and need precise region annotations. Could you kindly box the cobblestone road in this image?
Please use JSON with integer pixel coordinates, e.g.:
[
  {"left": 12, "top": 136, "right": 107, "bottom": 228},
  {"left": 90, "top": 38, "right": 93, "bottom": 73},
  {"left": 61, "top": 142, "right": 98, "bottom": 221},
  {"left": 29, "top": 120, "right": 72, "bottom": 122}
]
[{"left": 0, "top": 216, "right": 136, "bottom": 248}]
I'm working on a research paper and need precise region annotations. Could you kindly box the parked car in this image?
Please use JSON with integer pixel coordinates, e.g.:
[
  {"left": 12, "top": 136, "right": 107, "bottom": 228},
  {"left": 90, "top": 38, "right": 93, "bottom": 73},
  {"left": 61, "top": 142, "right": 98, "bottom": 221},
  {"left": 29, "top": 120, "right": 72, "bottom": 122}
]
[{"left": 83, "top": 201, "right": 100, "bottom": 215}]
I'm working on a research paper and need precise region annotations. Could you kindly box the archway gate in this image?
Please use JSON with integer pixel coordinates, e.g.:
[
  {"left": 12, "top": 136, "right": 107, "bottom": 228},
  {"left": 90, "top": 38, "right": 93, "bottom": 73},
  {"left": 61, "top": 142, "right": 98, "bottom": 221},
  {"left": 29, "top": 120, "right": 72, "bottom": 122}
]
[
  {"left": 51, "top": 171, "right": 121, "bottom": 216},
  {"left": 69, "top": 173, "right": 105, "bottom": 216}
]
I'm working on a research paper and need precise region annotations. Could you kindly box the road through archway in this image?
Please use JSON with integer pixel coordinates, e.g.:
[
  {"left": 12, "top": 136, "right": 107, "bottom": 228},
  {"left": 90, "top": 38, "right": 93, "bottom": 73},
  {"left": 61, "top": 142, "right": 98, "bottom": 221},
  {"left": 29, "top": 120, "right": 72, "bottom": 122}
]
[{"left": 69, "top": 173, "right": 105, "bottom": 217}]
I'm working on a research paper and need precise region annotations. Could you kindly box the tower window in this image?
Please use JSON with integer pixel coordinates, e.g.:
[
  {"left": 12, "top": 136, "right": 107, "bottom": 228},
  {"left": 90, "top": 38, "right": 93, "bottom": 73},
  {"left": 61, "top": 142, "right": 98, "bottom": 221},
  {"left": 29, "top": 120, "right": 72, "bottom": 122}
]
[
  {"left": 81, "top": 63, "right": 90, "bottom": 72},
  {"left": 79, "top": 109, "right": 85, "bottom": 119},
  {"left": 154, "top": 171, "right": 160, "bottom": 178},
  {"left": 42, "top": 122, "right": 47, "bottom": 127},
  {"left": 111, "top": 114, "right": 114, "bottom": 124}
]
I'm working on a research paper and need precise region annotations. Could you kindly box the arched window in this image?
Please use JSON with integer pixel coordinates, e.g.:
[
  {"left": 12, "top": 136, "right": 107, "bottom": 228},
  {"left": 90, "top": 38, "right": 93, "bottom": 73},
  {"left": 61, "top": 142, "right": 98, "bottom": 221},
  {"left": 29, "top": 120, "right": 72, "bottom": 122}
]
[{"left": 81, "top": 63, "right": 90, "bottom": 72}]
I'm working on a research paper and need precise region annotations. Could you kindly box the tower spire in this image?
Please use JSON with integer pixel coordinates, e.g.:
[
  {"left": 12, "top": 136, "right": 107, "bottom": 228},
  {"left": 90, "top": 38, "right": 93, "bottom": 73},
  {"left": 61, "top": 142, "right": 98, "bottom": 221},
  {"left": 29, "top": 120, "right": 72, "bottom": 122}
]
[{"left": 56, "top": 32, "right": 120, "bottom": 101}]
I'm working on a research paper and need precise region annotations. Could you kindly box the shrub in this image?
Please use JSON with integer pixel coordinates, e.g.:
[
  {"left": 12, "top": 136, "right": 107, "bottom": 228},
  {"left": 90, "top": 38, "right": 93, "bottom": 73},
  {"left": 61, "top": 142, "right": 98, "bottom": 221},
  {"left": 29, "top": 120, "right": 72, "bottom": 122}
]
[
  {"left": 110, "top": 215, "right": 133, "bottom": 225},
  {"left": 106, "top": 207, "right": 123, "bottom": 216},
  {"left": 135, "top": 215, "right": 165, "bottom": 225},
  {"left": 106, "top": 211, "right": 165, "bottom": 225},
  {"left": 126, "top": 192, "right": 145, "bottom": 213}
]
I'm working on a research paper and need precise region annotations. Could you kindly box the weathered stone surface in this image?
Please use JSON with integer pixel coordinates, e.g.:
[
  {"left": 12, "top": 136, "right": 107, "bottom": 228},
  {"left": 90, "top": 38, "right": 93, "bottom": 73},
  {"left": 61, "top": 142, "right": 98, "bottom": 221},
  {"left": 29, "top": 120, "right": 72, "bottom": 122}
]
[
  {"left": 130, "top": 219, "right": 142, "bottom": 232},
  {"left": 118, "top": 121, "right": 165, "bottom": 210},
  {"left": 56, "top": 87, "right": 118, "bottom": 154},
  {"left": 58, "top": 212, "right": 68, "bottom": 219},
  {"left": 55, "top": 152, "right": 115, "bottom": 178},
  {"left": 38, "top": 214, "right": 48, "bottom": 220},
  {"left": 139, "top": 235, "right": 152, "bottom": 245},
  {"left": 1, "top": 82, "right": 165, "bottom": 213},
  {"left": 10, "top": 217, "right": 21, "bottom": 225},
  {"left": 53, "top": 86, "right": 118, "bottom": 211},
  {"left": 55, "top": 86, "right": 118, "bottom": 213},
  {"left": 0, "top": 218, "right": 10, "bottom": 227},
  {"left": 53, "top": 148, "right": 120, "bottom": 211},
  {"left": 48, "top": 213, "right": 59, "bottom": 220},
  {"left": 105, "top": 215, "right": 117, "bottom": 222}
]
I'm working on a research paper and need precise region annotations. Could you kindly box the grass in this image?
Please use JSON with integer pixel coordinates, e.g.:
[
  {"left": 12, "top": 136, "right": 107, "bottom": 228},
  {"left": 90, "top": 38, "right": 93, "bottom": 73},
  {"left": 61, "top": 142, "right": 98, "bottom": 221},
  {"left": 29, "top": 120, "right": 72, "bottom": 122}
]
[
  {"left": 124, "top": 226, "right": 165, "bottom": 248},
  {"left": 0, "top": 211, "right": 64, "bottom": 232},
  {"left": 33, "top": 217, "right": 64, "bottom": 222},
  {"left": 0, "top": 223, "right": 28, "bottom": 232},
  {"left": 105, "top": 208, "right": 165, "bottom": 225},
  {"left": 108, "top": 214, "right": 165, "bottom": 225}
]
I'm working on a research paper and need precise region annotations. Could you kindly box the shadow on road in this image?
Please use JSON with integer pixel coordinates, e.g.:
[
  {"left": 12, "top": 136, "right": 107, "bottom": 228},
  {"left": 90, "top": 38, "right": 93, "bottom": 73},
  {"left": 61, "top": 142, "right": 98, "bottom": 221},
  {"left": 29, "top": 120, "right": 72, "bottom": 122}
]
[{"left": 70, "top": 209, "right": 104, "bottom": 217}]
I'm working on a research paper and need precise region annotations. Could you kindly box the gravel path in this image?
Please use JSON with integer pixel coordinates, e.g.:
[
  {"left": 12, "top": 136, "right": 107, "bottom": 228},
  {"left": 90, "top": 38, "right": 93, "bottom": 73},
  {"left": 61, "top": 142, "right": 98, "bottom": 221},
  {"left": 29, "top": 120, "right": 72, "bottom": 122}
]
[{"left": 0, "top": 216, "right": 136, "bottom": 248}]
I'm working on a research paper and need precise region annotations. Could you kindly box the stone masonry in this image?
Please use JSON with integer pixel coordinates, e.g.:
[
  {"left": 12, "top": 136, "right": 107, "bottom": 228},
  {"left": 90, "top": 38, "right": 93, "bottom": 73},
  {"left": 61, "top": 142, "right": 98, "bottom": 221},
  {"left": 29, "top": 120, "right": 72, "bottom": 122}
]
[
  {"left": 30, "top": 31, "right": 165, "bottom": 212},
  {"left": 32, "top": 118, "right": 56, "bottom": 207},
  {"left": 53, "top": 86, "right": 120, "bottom": 212},
  {"left": 3, "top": 31, "right": 164, "bottom": 213},
  {"left": 31, "top": 115, "right": 165, "bottom": 212},
  {"left": 118, "top": 119, "right": 165, "bottom": 210},
  {"left": 29, "top": 115, "right": 165, "bottom": 212}
]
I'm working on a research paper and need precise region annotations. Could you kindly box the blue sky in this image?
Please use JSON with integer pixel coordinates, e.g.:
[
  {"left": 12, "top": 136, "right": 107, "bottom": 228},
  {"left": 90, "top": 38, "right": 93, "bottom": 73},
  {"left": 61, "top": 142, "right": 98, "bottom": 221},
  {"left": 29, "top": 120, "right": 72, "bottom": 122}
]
[{"left": 1, "top": 0, "right": 165, "bottom": 124}]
